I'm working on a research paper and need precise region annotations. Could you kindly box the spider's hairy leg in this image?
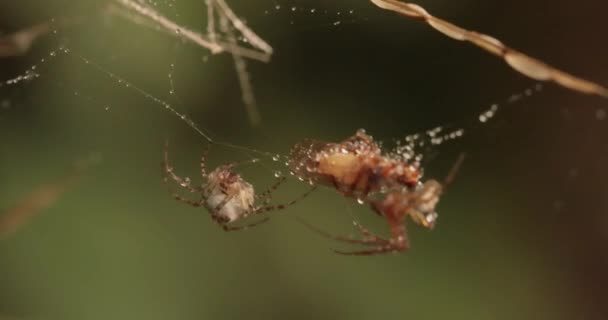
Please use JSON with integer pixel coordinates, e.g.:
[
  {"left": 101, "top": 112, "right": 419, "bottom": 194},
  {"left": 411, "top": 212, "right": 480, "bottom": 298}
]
[
  {"left": 162, "top": 140, "right": 202, "bottom": 193},
  {"left": 333, "top": 218, "right": 410, "bottom": 256},
  {"left": 333, "top": 244, "right": 405, "bottom": 256},
  {"left": 254, "top": 185, "right": 318, "bottom": 214},
  {"left": 162, "top": 140, "right": 206, "bottom": 208},
  {"left": 299, "top": 197, "right": 412, "bottom": 255},
  {"left": 170, "top": 193, "right": 205, "bottom": 208},
  {"left": 200, "top": 142, "right": 212, "bottom": 179},
  {"left": 255, "top": 175, "right": 287, "bottom": 204},
  {"left": 296, "top": 216, "right": 391, "bottom": 247},
  {"left": 219, "top": 217, "right": 271, "bottom": 232}
]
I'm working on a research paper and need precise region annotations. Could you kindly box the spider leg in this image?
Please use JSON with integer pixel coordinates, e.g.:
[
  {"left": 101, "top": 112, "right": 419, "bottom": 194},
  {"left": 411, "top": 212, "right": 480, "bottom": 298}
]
[
  {"left": 296, "top": 217, "right": 390, "bottom": 247},
  {"left": 163, "top": 140, "right": 203, "bottom": 193},
  {"left": 332, "top": 244, "right": 405, "bottom": 256},
  {"left": 255, "top": 175, "right": 287, "bottom": 203},
  {"left": 299, "top": 214, "right": 410, "bottom": 256},
  {"left": 170, "top": 192, "right": 204, "bottom": 208},
  {"left": 224, "top": 157, "right": 262, "bottom": 170},
  {"left": 200, "top": 142, "right": 212, "bottom": 179},
  {"left": 220, "top": 217, "right": 271, "bottom": 232},
  {"left": 333, "top": 219, "right": 410, "bottom": 255},
  {"left": 351, "top": 219, "right": 387, "bottom": 242},
  {"left": 254, "top": 185, "right": 317, "bottom": 215}
]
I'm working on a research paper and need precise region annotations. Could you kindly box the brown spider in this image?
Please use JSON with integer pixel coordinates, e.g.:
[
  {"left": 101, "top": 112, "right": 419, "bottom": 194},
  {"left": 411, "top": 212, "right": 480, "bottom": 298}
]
[
  {"left": 299, "top": 154, "right": 465, "bottom": 256},
  {"left": 288, "top": 129, "right": 423, "bottom": 200},
  {"left": 163, "top": 141, "right": 316, "bottom": 231}
]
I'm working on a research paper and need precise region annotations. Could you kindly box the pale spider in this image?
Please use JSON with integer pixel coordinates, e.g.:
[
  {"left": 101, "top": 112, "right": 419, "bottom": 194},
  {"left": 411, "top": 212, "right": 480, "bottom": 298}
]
[
  {"left": 163, "top": 141, "right": 316, "bottom": 231},
  {"left": 298, "top": 152, "right": 464, "bottom": 256},
  {"left": 288, "top": 129, "right": 423, "bottom": 201}
]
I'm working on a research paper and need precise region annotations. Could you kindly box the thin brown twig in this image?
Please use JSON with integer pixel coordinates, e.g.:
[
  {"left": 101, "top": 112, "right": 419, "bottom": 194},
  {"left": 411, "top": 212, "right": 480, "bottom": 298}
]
[
  {"left": 114, "top": 0, "right": 272, "bottom": 62},
  {"left": 370, "top": 0, "right": 608, "bottom": 98},
  {"left": 0, "top": 156, "right": 97, "bottom": 238},
  {"left": 219, "top": 13, "right": 262, "bottom": 126}
]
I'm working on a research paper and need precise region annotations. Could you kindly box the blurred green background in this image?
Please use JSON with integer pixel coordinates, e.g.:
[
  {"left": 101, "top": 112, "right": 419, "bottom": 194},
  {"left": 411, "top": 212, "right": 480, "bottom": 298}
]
[{"left": 1, "top": 0, "right": 607, "bottom": 319}]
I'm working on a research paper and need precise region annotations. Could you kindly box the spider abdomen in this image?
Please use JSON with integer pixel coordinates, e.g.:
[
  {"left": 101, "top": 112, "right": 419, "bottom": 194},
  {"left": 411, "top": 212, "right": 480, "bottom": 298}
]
[{"left": 205, "top": 171, "right": 255, "bottom": 222}]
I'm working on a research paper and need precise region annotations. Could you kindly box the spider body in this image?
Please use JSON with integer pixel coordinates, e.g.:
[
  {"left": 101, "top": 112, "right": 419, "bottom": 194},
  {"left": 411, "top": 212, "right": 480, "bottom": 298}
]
[
  {"left": 204, "top": 165, "right": 255, "bottom": 223},
  {"left": 376, "top": 179, "right": 442, "bottom": 230},
  {"left": 163, "top": 141, "right": 315, "bottom": 231},
  {"left": 298, "top": 144, "right": 464, "bottom": 255},
  {"left": 289, "top": 129, "right": 422, "bottom": 199}
]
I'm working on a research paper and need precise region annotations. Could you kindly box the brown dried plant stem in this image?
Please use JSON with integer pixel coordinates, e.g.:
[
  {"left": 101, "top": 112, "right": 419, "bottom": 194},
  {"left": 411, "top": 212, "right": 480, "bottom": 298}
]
[
  {"left": 115, "top": 0, "right": 270, "bottom": 125},
  {"left": 370, "top": 0, "right": 608, "bottom": 98},
  {"left": 114, "top": 0, "right": 272, "bottom": 62},
  {"left": 0, "top": 156, "right": 94, "bottom": 238},
  {"left": 0, "top": 168, "right": 81, "bottom": 238}
]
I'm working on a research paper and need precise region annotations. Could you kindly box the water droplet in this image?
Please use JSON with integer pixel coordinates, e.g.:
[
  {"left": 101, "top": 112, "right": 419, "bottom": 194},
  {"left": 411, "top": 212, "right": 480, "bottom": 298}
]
[
  {"left": 274, "top": 171, "right": 282, "bottom": 178},
  {"left": 180, "top": 177, "right": 191, "bottom": 187},
  {"left": 272, "top": 154, "right": 281, "bottom": 162},
  {"left": 356, "top": 198, "right": 365, "bottom": 205},
  {"left": 425, "top": 212, "right": 438, "bottom": 224}
]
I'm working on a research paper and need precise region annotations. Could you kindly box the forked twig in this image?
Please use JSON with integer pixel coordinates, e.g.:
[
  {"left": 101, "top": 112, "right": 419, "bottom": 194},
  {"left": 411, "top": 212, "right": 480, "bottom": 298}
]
[
  {"left": 219, "top": 13, "right": 262, "bottom": 126},
  {"left": 213, "top": 0, "right": 273, "bottom": 55},
  {"left": 370, "top": 0, "right": 608, "bottom": 98}
]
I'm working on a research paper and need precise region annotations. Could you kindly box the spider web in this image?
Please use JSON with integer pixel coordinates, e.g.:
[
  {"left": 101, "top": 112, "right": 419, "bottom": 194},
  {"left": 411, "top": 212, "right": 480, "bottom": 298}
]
[
  {"left": 1, "top": 1, "right": 608, "bottom": 319},
  {"left": 0, "top": 1, "right": 572, "bottom": 150},
  {"left": 1, "top": 0, "right": 606, "bottom": 175},
  {"left": 0, "top": 0, "right": 605, "bottom": 211}
]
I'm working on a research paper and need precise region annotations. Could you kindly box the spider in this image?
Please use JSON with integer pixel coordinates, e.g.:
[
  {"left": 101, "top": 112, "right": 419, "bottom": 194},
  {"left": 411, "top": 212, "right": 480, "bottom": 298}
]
[
  {"left": 288, "top": 129, "right": 423, "bottom": 201},
  {"left": 299, "top": 154, "right": 465, "bottom": 256},
  {"left": 162, "top": 141, "right": 316, "bottom": 231}
]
